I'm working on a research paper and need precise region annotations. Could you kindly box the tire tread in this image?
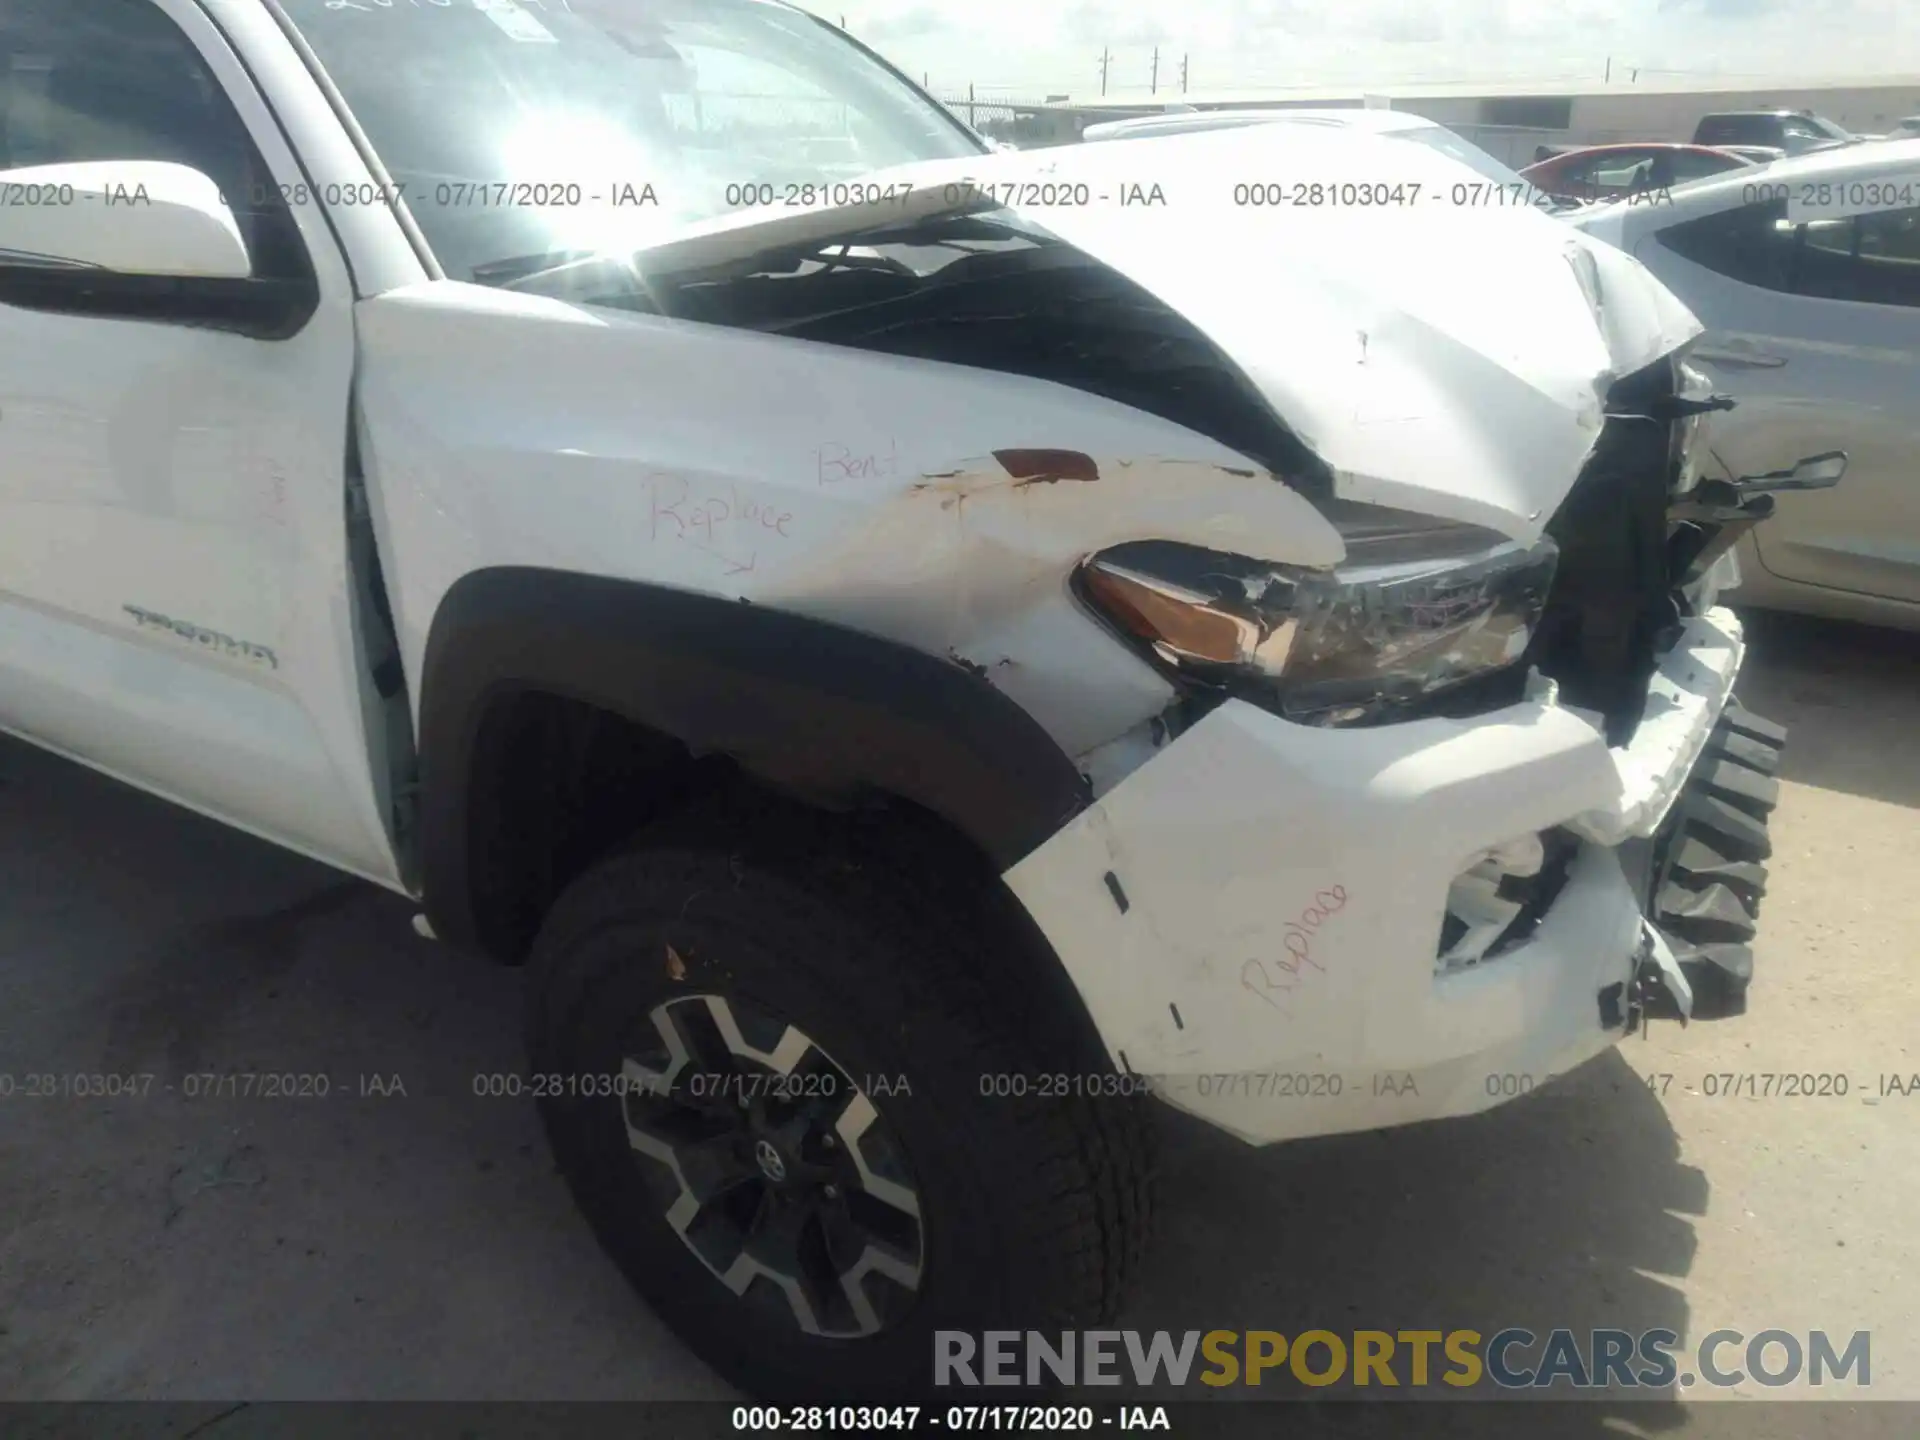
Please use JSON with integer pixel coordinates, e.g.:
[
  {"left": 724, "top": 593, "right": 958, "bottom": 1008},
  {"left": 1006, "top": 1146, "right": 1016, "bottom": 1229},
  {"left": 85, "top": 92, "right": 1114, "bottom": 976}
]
[{"left": 523, "top": 799, "right": 1155, "bottom": 1385}]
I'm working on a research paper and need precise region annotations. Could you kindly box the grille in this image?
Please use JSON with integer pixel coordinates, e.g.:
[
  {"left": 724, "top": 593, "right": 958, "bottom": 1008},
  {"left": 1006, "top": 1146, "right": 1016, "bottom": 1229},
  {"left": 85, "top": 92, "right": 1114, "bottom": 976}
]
[{"left": 1525, "top": 357, "right": 1686, "bottom": 745}]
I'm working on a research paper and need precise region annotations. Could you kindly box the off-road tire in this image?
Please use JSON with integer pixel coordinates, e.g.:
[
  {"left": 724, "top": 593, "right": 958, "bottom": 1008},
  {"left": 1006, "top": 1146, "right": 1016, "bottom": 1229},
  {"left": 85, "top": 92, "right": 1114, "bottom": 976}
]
[{"left": 524, "top": 805, "right": 1157, "bottom": 1400}]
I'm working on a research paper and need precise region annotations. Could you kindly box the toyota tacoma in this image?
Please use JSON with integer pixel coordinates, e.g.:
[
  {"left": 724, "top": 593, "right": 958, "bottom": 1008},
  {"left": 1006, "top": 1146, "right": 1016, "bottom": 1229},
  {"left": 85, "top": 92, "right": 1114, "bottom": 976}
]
[{"left": 0, "top": 0, "right": 1794, "bottom": 1401}]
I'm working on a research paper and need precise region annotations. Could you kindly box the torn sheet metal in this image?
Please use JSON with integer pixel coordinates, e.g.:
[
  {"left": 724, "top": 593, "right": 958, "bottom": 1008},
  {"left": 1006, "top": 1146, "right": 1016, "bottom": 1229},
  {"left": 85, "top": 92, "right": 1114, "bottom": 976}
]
[
  {"left": 1435, "top": 832, "right": 1546, "bottom": 973},
  {"left": 628, "top": 123, "right": 1703, "bottom": 543},
  {"left": 352, "top": 281, "right": 1344, "bottom": 759},
  {"left": 1638, "top": 918, "right": 1696, "bottom": 1021},
  {"left": 1002, "top": 694, "right": 1640, "bottom": 1144},
  {"left": 352, "top": 122, "right": 1706, "bottom": 779},
  {"left": 1564, "top": 608, "right": 1746, "bottom": 846}
]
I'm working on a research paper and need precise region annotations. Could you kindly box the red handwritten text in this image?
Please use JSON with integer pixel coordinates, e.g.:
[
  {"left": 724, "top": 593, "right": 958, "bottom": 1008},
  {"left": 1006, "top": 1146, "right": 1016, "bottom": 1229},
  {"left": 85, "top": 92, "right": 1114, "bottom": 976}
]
[{"left": 1242, "top": 884, "right": 1349, "bottom": 1016}]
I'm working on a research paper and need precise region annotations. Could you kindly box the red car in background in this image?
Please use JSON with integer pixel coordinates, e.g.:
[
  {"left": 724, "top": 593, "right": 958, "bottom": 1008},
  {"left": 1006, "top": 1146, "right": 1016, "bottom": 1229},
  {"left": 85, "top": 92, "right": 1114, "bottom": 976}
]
[{"left": 1520, "top": 142, "right": 1758, "bottom": 203}]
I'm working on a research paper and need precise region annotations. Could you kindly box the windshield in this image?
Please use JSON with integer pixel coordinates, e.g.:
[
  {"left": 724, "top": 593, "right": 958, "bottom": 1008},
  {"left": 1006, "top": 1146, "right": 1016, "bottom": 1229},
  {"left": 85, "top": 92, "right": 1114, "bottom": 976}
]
[{"left": 279, "top": 0, "right": 983, "bottom": 282}]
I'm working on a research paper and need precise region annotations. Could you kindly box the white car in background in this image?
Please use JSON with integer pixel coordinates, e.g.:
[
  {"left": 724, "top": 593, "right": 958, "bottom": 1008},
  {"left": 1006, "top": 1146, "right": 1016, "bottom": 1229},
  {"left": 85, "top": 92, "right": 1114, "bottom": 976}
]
[
  {"left": 1080, "top": 106, "right": 1533, "bottom": 176},
  {"left": 1573, "top": 139, "right": 1920, "bottom": 630}
]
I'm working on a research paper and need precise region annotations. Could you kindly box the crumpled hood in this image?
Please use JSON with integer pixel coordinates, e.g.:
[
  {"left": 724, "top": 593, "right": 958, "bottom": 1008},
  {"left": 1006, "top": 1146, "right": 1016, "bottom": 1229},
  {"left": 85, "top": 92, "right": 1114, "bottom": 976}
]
[{"left": 634, "top": 124, "right": 1703, "bottom": 541}]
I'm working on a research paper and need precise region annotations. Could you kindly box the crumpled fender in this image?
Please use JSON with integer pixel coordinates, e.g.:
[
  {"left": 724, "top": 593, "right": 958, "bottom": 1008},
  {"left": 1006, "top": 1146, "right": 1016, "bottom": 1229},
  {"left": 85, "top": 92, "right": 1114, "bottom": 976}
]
[{"left": 354, "top": 281, "right": 1344, "bottom": 765}]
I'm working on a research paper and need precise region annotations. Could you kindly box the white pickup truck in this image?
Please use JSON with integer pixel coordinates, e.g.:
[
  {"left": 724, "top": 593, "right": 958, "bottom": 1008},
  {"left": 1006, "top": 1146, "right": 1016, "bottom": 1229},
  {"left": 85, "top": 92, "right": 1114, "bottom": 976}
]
[{"left": 1, "top": 0, "right": 1791, "bottom": 1401}]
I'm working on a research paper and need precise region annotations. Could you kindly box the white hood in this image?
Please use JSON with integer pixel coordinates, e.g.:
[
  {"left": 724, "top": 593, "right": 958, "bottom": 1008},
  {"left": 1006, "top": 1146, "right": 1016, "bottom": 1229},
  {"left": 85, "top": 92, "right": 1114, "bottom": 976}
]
[{"left": 631, "top": 124, "right": 1703, "bottom": 540}]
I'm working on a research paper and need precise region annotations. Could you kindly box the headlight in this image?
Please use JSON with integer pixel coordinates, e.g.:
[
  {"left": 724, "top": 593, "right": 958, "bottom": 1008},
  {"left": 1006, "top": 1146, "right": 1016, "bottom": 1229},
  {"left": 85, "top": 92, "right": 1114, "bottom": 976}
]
[
  {"left": 1076, "top": 506, "right": 1559, "bottom": 726},
  {"left": 1075, "top": 543, "right": 1298, "bottom": 677}
]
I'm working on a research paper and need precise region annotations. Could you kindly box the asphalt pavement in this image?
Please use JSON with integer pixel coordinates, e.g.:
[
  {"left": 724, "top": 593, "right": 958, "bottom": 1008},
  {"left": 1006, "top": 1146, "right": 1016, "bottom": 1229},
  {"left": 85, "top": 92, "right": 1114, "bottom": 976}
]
[{"left": 1, "top": 610, "right": 1915, "bottom": 1434}]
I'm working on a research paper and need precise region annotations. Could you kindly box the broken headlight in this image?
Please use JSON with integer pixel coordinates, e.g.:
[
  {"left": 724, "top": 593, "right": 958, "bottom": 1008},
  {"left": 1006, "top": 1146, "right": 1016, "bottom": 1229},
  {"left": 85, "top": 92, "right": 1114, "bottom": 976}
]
[{"left": 1076, "top": 507, "right": 1559, "bottom": 726}]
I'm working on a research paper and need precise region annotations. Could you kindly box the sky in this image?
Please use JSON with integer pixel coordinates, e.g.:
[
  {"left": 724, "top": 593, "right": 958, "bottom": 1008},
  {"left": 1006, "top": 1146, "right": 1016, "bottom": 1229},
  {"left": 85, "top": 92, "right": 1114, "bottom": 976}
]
[{"left": 824, "top": 0, "right": 1920, "bottom": 100}]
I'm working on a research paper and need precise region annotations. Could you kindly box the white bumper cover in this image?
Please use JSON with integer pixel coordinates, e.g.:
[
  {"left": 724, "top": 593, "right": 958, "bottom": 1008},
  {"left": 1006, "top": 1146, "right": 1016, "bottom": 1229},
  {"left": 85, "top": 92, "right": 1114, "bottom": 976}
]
[
  {"left": 1004, "top": 608, "right": 1750, "bottom": 1144},
  {"left": 1566, "top": 610, "right": 1746, "bottom": 847}
]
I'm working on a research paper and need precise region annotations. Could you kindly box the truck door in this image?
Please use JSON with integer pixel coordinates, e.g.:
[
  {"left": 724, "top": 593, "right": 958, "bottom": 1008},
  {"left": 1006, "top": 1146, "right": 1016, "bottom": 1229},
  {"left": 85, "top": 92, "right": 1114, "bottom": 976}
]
[{"left": 0, "top": 0, "right": 403, "bottom": 885}]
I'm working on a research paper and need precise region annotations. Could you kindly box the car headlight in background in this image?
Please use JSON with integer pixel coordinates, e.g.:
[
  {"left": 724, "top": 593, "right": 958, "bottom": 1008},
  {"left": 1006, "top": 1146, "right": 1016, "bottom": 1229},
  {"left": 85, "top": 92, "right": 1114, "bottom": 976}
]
[{"left": 1076, "top": 505, "right": 1559, "bottom": 726}]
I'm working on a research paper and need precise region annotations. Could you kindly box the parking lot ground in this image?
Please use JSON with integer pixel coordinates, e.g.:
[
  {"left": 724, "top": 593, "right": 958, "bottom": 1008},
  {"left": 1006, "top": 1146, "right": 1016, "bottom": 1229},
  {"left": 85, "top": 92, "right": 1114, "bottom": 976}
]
[{"left": 1, "top": 611, "right": 1915, "bottom": 1431}]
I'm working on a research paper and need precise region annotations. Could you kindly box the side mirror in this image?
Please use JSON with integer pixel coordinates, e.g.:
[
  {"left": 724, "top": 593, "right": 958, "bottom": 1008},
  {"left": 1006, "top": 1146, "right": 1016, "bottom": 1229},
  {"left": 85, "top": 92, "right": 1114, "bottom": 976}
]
[
  {"left": 1735, "top": 450, "right": 1848, "bottom": 494},
  {"left": 0, "top": 161, "right": 250, "bottom": 279}
]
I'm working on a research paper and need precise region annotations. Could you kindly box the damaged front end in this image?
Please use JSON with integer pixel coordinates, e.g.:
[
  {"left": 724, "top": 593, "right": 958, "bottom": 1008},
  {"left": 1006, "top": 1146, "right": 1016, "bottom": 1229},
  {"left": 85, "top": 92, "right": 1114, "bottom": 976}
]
[
  {"left": 347, "top": 65, "right": 1823, "bottom": 1146},
  {"left": 589, "top": 160, "right": 1788, "bottom": 1027},
  {"left": 1439, "top": 352, "right": 1794, "bottom": 1021},
  {"left": 516, "top": 206, "right": 1333, "bottom": 500},
  {"left": 1057, "top": 342, "right": 1796, "bottom": 1028},
  {"left": 458, "top": 127, "right": 1800, "bottom": 1130},
  {"left": 971, "top": 324, "right": 1800, "bottom": 1141}
]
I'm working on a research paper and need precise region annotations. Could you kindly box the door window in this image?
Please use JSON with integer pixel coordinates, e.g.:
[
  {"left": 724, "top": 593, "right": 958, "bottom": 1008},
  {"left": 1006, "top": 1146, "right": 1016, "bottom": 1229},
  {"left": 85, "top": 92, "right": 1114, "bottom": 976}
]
[
  {"left": 1656, "top": 198, "right": 1920, "bottom": 308},
  {"left": 1657, "top": 197, "right": 1797, "bottom": 290},
  {"left": 1779, "top": 118, "right": 1829, "bottom": 152},
  {"left": 1670, "top": 149, "right": 1740, "bottom": 182},
  {"left": 1696, "top": 117, "right": 1762, "bottom": 147},
  {"left": 1851, "top": 208, "right": 1920, "bottom": 306},
  {"left": 1585, "top": 151, "right": 1651, "bottom": 195}
]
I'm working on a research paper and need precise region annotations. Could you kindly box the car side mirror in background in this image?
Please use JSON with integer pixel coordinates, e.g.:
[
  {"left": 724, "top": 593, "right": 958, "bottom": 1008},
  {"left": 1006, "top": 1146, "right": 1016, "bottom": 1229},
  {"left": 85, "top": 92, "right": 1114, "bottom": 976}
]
[
  {"left": 1735, "top": 450, "right": 1848, "bottom": 494},
  {"left": 0, "top": 161, "right": 251, "bottom": 279}
]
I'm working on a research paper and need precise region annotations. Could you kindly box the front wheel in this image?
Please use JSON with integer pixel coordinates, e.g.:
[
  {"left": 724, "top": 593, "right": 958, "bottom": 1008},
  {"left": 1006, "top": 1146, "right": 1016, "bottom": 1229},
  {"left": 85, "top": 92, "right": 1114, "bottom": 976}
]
[{"left": 523, "top": 820, "right": 1156, "bottom": 1400}]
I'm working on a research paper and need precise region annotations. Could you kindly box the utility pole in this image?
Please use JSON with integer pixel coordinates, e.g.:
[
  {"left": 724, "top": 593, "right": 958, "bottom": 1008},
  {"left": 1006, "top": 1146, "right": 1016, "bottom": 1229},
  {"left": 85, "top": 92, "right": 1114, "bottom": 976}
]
[
  {"left": 1180, "top": 54, "right": 1189, "bottom": 93},
  {"left": 1604, "top": 55, "right": 1611, "bottom": 82},
  {"left": 1150, "top": 45, "right": 1159, "bottom": 96},
  {"left": 1098, "top": 47, "right": 1111, "bottom": 97}
]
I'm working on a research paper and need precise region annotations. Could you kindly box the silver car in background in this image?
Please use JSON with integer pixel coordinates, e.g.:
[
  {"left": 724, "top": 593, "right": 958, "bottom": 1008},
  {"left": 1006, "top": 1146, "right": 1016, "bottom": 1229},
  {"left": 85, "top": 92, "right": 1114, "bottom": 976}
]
[{"left": 1573, "top": 139, "right": 1920, "bottom": 630}]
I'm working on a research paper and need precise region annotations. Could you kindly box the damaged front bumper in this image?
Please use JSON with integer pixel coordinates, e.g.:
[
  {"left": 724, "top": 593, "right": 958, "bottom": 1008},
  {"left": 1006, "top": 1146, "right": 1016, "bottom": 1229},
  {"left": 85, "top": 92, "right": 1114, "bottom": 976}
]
[{"left": 1003, "top": 606, "right": 1784, "bottom": 1145}]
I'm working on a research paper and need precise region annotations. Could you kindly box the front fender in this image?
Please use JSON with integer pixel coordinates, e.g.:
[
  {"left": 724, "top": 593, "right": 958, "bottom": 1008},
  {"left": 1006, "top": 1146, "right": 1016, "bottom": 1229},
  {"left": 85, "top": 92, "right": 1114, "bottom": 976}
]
[
  {"left": 415, "top": 567, "right": 1091, "bottom": 956},
  {"left": 352, "top": 281, "right": 1346, "bottom": 764}
]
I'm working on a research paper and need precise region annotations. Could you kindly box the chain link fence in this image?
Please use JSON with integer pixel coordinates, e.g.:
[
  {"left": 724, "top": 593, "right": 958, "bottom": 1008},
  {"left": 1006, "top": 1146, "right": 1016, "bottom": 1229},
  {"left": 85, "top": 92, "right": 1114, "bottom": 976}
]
[{"left": 930, "top": 89, "right": 1089, "bottom": 147}]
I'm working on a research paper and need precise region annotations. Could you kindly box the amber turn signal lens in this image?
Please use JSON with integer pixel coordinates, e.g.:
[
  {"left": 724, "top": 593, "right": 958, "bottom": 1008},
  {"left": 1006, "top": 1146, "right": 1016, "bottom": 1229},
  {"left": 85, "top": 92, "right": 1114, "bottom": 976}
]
[{"left": 1080, "top": 558, "right": 1260, "bottom": 669}]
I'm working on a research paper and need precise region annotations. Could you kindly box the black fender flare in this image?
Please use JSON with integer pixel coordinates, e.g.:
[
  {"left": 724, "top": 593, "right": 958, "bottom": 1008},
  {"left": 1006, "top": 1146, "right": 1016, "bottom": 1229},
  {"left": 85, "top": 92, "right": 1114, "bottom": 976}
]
[{"left": 415, "top": 568, "right": 1092, "bottom": 957}]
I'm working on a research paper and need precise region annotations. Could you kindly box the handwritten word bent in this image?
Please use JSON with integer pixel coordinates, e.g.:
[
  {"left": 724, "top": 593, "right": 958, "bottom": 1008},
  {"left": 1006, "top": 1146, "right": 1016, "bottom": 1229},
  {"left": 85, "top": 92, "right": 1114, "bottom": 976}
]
[
  {"left": 815, "top": 439, "right": 899, "bottom": 485},
  {"left": 1241, "top": 884, "right": 1349, "bottom": 1016}
]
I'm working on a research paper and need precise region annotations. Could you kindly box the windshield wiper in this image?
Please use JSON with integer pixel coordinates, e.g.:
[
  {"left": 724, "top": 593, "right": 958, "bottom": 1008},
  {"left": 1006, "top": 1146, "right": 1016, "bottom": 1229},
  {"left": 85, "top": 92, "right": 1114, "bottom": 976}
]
[{"left": 814, "top": 244, "right": 923, "bottom": 278}]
